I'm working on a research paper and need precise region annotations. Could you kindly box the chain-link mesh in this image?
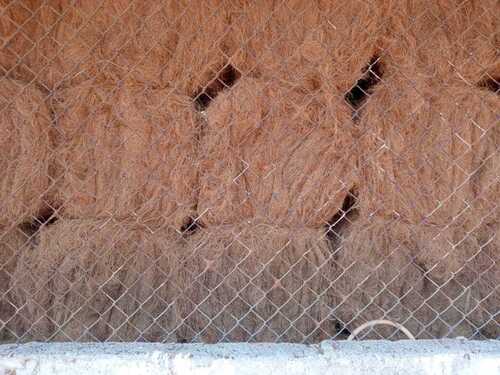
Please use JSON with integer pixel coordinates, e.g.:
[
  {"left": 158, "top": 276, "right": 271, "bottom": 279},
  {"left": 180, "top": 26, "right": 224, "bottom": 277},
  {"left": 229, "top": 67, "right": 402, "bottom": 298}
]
[{"left": 0, "top": 0, "right": 498, "bottom": 344}]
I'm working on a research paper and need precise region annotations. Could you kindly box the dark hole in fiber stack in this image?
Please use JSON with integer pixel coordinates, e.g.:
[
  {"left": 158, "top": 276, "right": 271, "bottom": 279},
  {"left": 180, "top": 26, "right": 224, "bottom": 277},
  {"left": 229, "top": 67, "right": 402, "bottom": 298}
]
[
  {"left": 477, "top": 76, "right": 499, "bottom": 94},
  {"left": 180, "top": 216, "right": 203, "bottom": 237},
  {"left": 335, "top": 321, "right": 352, "bottom": 339},
  {"left": 20, "top": 206, "right": 59, "bottom": 237},
  {"left": 194, "top": 64, "right": 241, "bottom": 111},
  {"left": 326, "top": 188, "right": 358, "bottom": 249},
  {"left": 344, "top": 56, "right": 383, "bottom": 119}
]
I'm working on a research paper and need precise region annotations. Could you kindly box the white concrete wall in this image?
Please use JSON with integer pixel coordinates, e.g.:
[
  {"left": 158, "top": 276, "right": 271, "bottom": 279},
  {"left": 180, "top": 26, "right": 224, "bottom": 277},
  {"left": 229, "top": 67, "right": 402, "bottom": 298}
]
[{"left": 0, "top": 339, "right": 499, "bottom": 375}]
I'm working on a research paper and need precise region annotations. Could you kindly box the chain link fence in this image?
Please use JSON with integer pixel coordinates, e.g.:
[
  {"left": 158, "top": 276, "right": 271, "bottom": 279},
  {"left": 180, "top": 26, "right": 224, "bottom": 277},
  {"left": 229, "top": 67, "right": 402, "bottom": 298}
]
[{"left": 0, "top": 0, "right": 498, "bottom": 344}]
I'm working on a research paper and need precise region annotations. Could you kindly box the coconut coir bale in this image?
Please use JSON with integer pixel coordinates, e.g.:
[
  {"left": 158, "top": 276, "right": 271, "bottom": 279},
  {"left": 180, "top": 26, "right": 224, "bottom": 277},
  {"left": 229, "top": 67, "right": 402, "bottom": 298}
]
[
  {"left": 198, "top": 77, "right": 355, "bottom": 227},
  {"left": 0, "top": 78, "right": 53, "bottom": 225},
  {"left": 419, "top": 218, "right": 500, "bottom": 339},
  {"left": 358, "top": 78, "right": 499, "bottom": 227},
  {"left": 224, "top": 0, "right": 393, "bottom": 94},
  {"left": 5, "top": 0, "right": 228, "bottom": 92},
  {"left": 52, "top": 81, "right": 199, "bottom": 229},
  {"left": 331, "top": 216, "right": 425, "bottom": 340},
  {"left": 334, "top": 216, "right": 499, "bottom": 339},
  {"left": 0, "top": 226, "right": 30, "bottom": 342},
  {"left": 11, "top": 219, "right": 185, "bottom": 342},
  {"left": 174, "top": 223, "right": 337, "bottom": 343},
  {"left": 384, "top": 0, "right": 499, "bottom": 85},
  {"left": 411, "top": 201, "right": 499, "bottom": 339}
]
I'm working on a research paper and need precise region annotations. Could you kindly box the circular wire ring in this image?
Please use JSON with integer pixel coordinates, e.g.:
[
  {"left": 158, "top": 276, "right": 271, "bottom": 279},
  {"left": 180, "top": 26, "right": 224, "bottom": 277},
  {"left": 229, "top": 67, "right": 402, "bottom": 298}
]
[{"left": 347, "top": 319, "right": 415, "bottom": 340}]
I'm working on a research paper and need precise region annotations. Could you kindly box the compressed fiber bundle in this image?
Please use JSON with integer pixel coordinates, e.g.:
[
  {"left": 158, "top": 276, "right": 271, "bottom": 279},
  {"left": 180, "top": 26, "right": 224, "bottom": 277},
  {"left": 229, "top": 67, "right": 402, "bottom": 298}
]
[
  {"left": 223, "top": 0, "right": 393, "bottom": 93},
  {"left": 0, "top": 78, "right": 53, "bottom": 225},
  {"left": 198, "top": 77, "right": 356, "bottom": 227},
  {"left": 13, "top": 0, "right": 227, "bottom": 92},
  {"left": 358, "top": 78, "right": 499, "bottom": 227},
  {"left": 383, "top": 0, "right": 499, "bottom": 85},
  {"left": 174, "top": 223, "right": 337, "bottom": 343},
  {"left": 333, "top": 216, "right": 499, "bottom": 339},
  {"left": 0, "top": 225, "right": 31, "bottom": 342},
  {"left": 52, "top": 81, "right": 199, "bottom": 229},
  {"left": 10, "top": 219, "right": 185, "bottom": 342}
]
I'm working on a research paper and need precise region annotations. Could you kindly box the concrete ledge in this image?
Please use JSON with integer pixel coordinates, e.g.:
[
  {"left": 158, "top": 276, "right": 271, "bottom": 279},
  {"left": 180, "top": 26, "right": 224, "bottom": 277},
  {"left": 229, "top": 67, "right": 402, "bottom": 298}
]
[{"left": 0, "top": 339, "right": 499, "bottom": 375}]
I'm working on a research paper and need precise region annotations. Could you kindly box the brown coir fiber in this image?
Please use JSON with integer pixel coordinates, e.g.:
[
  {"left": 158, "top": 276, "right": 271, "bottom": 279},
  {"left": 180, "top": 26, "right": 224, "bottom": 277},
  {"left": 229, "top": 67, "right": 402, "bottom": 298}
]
[
  {"left": 0, "top": 0, "right": 42, "bottom": 81},
  {"left": 334, "top": 216, "right": 499, "bottom": 339},
  {"left": 384, "top": 0, "right": 499, "bottom": 85},
  {"left": 52, "top": 81, "right": 199, "bottom": 229},
  {"left": 0, "top": 78, "right": 53, "bottom": 225},
  {"left": 224, "top": 0, "right": 393, "bottom": 93},
  {"left": 358, "top": 78, "right": 499, "bottom": 227},
  {"left": 10, "top": 0, "right": 227, "bottom": 92},
  {"left": 414, "top": 203, "right": 499, "bottom": 339},
  {"left": 11, "top": 219, "right": 184, "bottom": 342},
  {"left": 198, "top": 77, "right": 355, "bottom": 227},
  {"left": 0, "top": 225, "right": 30, "bottom": 342},
  {"left": 174, "top": 223, "right": 337, "bottom": 343},
  {"left": 421, "top": 218, "right": 499, "bottom": 339},
  {"left": 463, "top": 217, "right": 500, "bottom": 338}
]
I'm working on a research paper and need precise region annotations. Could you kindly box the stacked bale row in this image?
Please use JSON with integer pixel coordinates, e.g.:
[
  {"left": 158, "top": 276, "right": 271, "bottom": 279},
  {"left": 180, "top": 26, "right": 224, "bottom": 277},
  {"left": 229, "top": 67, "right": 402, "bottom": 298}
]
[
  {"left": 341, "top": 0, "right": 500, "bottom": 338},
  {"left": 2, "top": 10, "right": 59, "bottom": 327},
  {"left": 1, "top": 0, "right": 498, "bottom": 343},
  {"left": 170, "top": 0, "right": 395, "bottom": 342},
  {"left": 175, "top": 77, "right": 356, "bottom": 342},
  {"left": 10, "top": 80, "right": 203, "bottom": 341},
  {"left": 0, "top": 78, "right": 53, "bottom": 341},
  {"left": 4, "top": 0, "right": 385, "bottom": 343},
  {"left": 346, "top": 82, "right": 500, "bottom": 339},
  {"left": 1, "top": 0, "right": 225, "bottom": 342}
]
